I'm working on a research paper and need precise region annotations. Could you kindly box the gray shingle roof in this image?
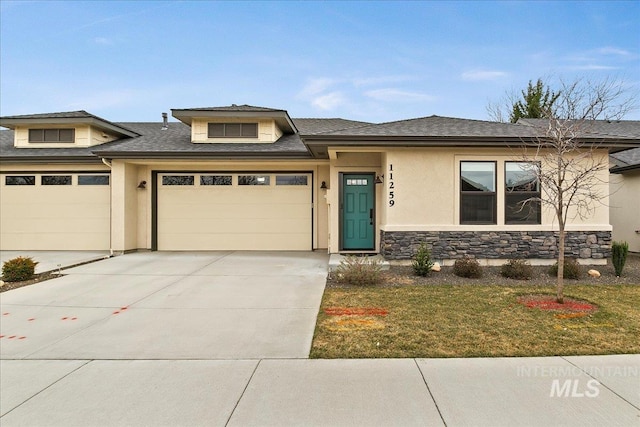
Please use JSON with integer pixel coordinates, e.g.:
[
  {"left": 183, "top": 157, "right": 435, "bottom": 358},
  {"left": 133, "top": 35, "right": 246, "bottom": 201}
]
[
  {"left": 0, "top": 129, "right": 108, "bottom": 161},
  {"left": 610, "top": 147, "right": 640, "bottom": 172},
  {"left": 92, "top": 122, "right": 310, "bottom": 157},
  {"left": 0, "top": 110, "right": 140, "bottom": 137},
  {"left": 293, "top": 118, "right": 372, "bottom": 135},
  {"left": 172, "top": 104, "right": 285, "bottom": 113},
  {"left": 315, "top": 115, "right": 538, "bottom": 138},
  {"left": 518, "top": 119, "right": 640, "bottom": 139}
]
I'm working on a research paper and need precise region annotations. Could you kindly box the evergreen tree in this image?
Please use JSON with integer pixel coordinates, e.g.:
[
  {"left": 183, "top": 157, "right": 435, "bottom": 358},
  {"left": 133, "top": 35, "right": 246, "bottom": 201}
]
[{"left": 509, "top": 79, "right": 560, "bottom": 123}]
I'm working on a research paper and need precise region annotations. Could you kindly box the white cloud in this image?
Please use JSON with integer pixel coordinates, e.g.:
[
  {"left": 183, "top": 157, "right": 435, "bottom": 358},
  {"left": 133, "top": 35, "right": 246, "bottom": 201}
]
[
  {"left": 568, "top": 64, "right": 619, "bottom": 71},
  {"left": 594, "top": 47, "right": 632, "bottom": 57},
  {"left": 364, "top": 88, "right": 435, "bottom": 102},
  {"left": 93, "top": 37, "right": 113, "bottom": 46},
  {"left": 311, "top": 92, "right": 346, "bottom": 111},
  {"left": 298, "top": 78, "right": 338, "bottom": 98},
  {"left": 461, "top": 70, "right": 509, "bottom": 81},
  {"left": 353, "top": 75, "right": 416, "bottom": 87}
]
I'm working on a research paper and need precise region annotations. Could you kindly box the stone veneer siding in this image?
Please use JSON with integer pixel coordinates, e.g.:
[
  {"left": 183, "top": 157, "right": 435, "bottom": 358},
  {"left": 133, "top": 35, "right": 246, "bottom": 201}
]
[{"left": 380, "top": 230, "right": 611, "bottom": 260}]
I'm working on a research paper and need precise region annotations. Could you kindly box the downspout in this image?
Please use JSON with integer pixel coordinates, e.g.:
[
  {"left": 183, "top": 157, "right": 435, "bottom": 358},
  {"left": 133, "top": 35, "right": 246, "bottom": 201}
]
[{"left": 101, "top": 158, "right": 114, "bottom": 257}]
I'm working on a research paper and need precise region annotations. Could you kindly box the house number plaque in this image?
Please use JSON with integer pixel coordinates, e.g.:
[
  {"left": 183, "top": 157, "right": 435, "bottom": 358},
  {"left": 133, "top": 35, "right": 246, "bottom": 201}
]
[{"left": 388, "top": 163, "right": 395, "bottom": 207}]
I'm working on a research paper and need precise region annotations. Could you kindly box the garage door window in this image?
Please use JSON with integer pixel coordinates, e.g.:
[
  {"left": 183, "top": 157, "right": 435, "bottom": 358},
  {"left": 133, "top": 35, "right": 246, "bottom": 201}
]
[
  {"left": 162, "top": 176, "right": 194, "bottom": 186},
  {"left": 42, "top": 175, "right": 72, "bottom": 185},
  {"left": 276, "top": 175, "right": 308, "bottom": 185},
  {"left": 5, "top": 176, "right": 36, "bottom": 185},
  {"left": 78, "top": 175, "right": 110, "bottom": 185},
  {"left": 239, "top": 175, "right": 270, "bottom": 185},
  {"left": 201, "top": 175, "right": 232, "bottom": 186}
]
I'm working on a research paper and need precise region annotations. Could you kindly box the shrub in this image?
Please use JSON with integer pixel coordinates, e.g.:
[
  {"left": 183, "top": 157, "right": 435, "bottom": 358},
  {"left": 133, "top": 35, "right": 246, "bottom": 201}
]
[
  {"left": 548, "top": 258, "right": 581, "bottom": 280},
  {"left": 412, "top": 243, "right": 435, "bottom": 277},
  {"left": 2, "top": 256, "right": 38, "bottom": 282},
  {"left": 334, "top": 255, "right": 382, "bottom": 286},
  {"left": 500, "top": 259, "right": 533, "bottom": 280},
  {"left": 612, "top": 241, "right": 629, "bottom": 277},
  {"left": 453, "top": 257, "right": 482, "bottom": 278}
]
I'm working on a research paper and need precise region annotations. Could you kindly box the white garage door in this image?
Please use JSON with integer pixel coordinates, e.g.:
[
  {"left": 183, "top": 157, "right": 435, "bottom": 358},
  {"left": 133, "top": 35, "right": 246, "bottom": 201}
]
[
  {"left": 0, "top": 173, "right": 111, "bottom": 250},
  {"left": 157, "top": 173, "right": 312, "bottom": 250}
]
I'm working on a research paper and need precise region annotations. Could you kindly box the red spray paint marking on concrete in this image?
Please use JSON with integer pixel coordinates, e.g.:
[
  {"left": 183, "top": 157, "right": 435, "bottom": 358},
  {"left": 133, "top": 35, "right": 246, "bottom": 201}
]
[{"left": 28, "top": 318, "right": 35, "bottom": 321}]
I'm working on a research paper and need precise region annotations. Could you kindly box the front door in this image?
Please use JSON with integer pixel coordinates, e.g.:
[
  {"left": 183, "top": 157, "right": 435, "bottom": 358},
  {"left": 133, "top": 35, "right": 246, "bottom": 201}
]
[{"left": 341, "top": 173, "right": 375, "bottom": 250}]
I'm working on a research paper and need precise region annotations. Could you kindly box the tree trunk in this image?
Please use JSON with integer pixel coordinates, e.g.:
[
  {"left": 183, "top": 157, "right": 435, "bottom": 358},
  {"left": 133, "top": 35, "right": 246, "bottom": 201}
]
[{"left": 557, "top": 226, "right": 565, "bottom": 304}]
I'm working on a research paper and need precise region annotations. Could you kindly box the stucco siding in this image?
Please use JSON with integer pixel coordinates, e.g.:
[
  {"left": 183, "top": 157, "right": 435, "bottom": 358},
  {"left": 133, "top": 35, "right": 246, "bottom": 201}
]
[{"left": 610, "top": 170, "right": 640, "bottom": 252}]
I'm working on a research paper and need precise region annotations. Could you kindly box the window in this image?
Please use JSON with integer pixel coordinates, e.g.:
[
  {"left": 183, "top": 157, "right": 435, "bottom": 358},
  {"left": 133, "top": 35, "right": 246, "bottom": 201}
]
[
  {"left": 162, "top": 175, "right": 194, "bottom": 186},
  {"left": 346, "top": 178, "right": 368, "bottom": 186},
  {"left": 460, "top": 161, "right": 496, "bottom": 224},
  {"left": 208, "top": 123, "right": 258, "bottom": 138},
  {"left": 29, "top": 128, "right": 75, "bottom": 143},
  {"left": 276, "top": 175, "right": 308, "bottom": 185},
  {"left": 238, "top": 175, "right": 270, "bottom": 185},
  {"left": 505, "top": 162, "right": 541, "bottom": 224},
  {"left": 42, "top": 175, "right": 72, "bottom": 185},
  {"left": 78, "top": 175, "right": 110, "bottom": 185},
  {"left": 201, "top": 175, "right": 232, "bottom": 185},
  {"left": 6, "top": 176, "right": 35, "bottom": 185}
]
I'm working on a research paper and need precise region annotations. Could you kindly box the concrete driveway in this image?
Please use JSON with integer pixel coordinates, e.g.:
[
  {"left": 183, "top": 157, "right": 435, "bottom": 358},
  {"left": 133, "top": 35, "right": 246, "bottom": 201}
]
[{"left": 0, "top": 251, "right": 329, "bottom": 360}]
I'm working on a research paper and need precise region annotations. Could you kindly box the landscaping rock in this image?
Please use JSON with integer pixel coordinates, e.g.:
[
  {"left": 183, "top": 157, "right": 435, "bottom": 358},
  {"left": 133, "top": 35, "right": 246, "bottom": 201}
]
[
  {"left": 431, "top": 262, "right": 441, "bottom": 272},
  {"left": 588, "top": 269, "right": 601, "bottom": 278}
]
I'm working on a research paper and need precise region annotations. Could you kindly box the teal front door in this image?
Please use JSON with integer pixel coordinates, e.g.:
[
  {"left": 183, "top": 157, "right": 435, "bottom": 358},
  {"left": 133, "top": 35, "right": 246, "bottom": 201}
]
[{"left": 341, "top": 174, "right": 375, "bottom": 250}]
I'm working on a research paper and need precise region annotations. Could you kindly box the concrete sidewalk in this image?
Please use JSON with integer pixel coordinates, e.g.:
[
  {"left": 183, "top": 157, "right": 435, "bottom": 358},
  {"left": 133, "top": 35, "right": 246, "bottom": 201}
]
[{"left": 1, "top": 355, "right": 638, "bottom": 426}]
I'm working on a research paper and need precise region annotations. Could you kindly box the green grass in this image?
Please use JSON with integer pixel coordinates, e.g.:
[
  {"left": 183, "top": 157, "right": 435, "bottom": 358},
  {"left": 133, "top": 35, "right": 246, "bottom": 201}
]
[{"left": 310, "top": 284, "right": 640, "bottom": 358}]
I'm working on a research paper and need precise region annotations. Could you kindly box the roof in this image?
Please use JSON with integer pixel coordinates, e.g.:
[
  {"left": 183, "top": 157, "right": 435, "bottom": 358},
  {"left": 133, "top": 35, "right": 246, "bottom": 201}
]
[
  {"left": 517, "top": 119, "right": 640, "bottom": 140},
  {"left": 293, "top": 118, "right": 372, "bottom": 135},
  {"left": 314, "top": 115, "right": 537, "bottom": 138},
  {"left": 92, "top": 122, "right": 311, "bottom": 158},
  {"left": 2, "top": 108, "right": 639, "bottom": 163},
  {"left": 0, "top": 110, "right": 140, "bottom": 138},
  {"left": 610, "top": 147, "right": 640, "bottom": 173}
]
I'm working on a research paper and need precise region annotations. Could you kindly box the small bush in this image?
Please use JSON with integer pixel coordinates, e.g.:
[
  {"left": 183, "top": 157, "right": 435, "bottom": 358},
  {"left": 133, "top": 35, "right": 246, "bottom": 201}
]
[
  {"left": 2, "top": 256, "right": 38, "bottom": 282},
  {"left": 453, "top": 257, "right": 482, "bottom": 278},
  {"left": 612, "top": 241, "right": 629, "bottom": 277},
  {"left": 548, "top": 258, "right": 581, "bottom": 280},
  {"left": 412, "top": 243, "right": 435, "bottom": 277},
  {"left": 500, "top": 259, "right": 533, "bottom": 280},
  {"left": 334, "top": 255, "right": 382, "bottom": 286}
]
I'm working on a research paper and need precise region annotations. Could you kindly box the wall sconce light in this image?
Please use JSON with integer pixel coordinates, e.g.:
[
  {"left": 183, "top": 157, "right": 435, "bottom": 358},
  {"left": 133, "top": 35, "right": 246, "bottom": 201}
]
[
  {"left": 320, "top": 181, "right": 328, "bottom": 189},
  {"left": 374, "top": 175, "right": 383, "bottom": 184},
  {"left": 137, "top": 180, "right": 147, "bottom": 189}
]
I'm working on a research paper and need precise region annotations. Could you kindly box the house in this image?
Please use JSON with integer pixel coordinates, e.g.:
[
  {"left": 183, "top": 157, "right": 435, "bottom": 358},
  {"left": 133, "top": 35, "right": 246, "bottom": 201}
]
[
  {"left": 1, "top": 106, "right": 638, "bottom": 264},
  {"left": 610, "top": 144, "right": 640, "bottom": 253}
]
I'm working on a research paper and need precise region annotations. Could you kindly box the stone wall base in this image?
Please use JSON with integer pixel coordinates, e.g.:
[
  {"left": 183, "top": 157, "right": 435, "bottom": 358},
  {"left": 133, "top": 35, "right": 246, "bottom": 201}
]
[{"left": 380, "top": 230, "right": 611, "bottom": 261}]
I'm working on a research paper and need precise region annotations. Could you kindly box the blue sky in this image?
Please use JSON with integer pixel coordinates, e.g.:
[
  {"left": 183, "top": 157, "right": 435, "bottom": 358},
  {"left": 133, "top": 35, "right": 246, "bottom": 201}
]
[{"left": 1, "top": 0, "right": 639, "bottom": 123}]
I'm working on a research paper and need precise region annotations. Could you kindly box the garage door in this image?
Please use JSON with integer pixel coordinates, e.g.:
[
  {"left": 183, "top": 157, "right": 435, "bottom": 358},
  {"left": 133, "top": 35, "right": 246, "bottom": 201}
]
[
  {"left": 157, "top": 173, "right": 312, "bottom": 250},
  {"left": 0, "top": 173, "right": 111, "bottom": 250}
]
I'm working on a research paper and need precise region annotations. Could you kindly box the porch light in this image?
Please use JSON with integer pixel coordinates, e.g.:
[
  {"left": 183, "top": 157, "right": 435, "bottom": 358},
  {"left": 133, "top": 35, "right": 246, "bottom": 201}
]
[
  {"left": 374, "top": 175, "right": 383, "bottom": 184},
  {"left": 137, "top": 181, "right": 147, "bottom": 189},
  {"left": 320, "top": 181, "right": 328, "bottom": 189}
]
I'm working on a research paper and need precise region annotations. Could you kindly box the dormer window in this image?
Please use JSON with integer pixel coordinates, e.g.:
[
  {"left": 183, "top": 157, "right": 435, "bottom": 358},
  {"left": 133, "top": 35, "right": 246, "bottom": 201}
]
[
  {"left": 208, "top": 123, "right": 258, "bottom": 138},
  {"left": 29, "top": 128, "right": 75, "bottom": 143}
]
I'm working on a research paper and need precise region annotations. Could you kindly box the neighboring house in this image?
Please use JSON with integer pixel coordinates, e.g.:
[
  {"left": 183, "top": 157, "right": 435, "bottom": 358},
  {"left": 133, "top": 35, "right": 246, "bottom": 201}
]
[
  {"left": 1, "top": 106, "right": 639, "bottom": 264},
  {"left": 610, "top": 145, "right": 640, "bottom": 253}
]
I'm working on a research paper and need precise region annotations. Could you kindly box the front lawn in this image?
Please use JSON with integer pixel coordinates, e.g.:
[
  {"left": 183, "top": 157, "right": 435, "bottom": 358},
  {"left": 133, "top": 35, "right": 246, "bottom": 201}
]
[{"left": 310, "top": 284, "right": 640, "bottom": 358}]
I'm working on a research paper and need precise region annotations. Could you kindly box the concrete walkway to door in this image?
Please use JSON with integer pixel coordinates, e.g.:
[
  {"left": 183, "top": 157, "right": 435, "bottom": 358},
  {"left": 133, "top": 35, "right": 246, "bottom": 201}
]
[{"left": 0, "top": 251, "right": 329, "bottom": 360}]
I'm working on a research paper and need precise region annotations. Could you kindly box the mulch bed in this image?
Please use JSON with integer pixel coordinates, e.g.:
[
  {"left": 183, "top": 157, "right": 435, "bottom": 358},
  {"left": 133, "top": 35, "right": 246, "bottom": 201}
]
[
  {"left": 328, "top": 254, "right": 640, "bottom": 287},
  {"left": 0, "top": 272, "right": 63, "bottom": 293}
]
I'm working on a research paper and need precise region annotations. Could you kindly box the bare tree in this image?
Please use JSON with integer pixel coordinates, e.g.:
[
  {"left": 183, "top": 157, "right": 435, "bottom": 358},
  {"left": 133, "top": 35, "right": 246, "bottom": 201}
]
[{"left": 515, "top": 77, "right": 637, "bottom": 303}]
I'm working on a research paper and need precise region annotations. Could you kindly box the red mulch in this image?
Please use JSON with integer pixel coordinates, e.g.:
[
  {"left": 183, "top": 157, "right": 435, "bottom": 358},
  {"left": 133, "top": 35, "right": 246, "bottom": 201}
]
[{"left": 517, "top": 295, "right": 598, "bottom": 313}]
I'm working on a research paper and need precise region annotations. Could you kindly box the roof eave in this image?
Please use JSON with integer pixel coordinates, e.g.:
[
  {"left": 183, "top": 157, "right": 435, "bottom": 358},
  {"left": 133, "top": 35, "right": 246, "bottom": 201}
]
[
  {"left": 90, "top": 151, "right": 312, "bottom": 160},
  {"left": 0, "top": 156, "right": 104, "bottom": 164},
  {"left": 171, "top": 109, "right": 298, "bottom": 134},
  {"left": 0, "top": 117, "right": 140, "bottom": 138}
]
